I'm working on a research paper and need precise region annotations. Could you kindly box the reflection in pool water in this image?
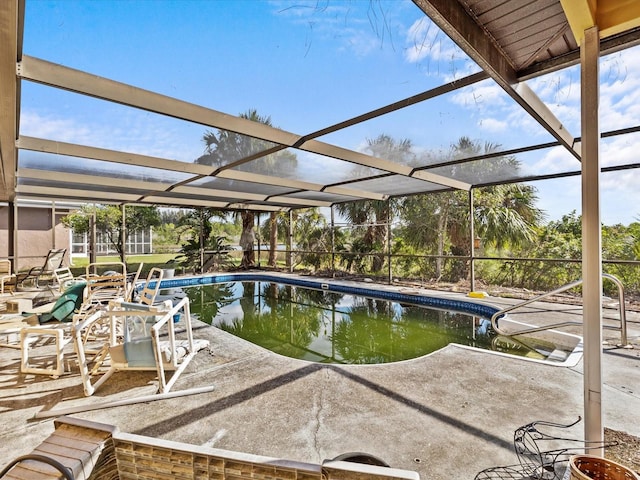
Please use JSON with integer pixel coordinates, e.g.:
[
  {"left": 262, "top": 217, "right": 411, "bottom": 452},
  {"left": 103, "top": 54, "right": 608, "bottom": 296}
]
[{"left": 184, "top": 280, "right": 560, "bottom": 364}]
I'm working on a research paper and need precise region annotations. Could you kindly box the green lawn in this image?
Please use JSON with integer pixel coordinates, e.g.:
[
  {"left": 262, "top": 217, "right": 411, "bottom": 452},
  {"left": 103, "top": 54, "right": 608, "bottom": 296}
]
[{"left": 69, "top": 253, "right": 181, "bottom": 276}]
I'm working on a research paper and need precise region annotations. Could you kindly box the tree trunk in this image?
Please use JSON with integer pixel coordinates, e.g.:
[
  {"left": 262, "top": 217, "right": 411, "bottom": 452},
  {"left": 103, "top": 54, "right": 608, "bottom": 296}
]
[
  {"left": 268, "top": 212, "right": 277, "bottom": 267},
  {"left": 239, "top": 211, "right": 255, "bottom": 269},
  {"left": 435, "top": 211, "right": 448, "bottom": 281},
  {"left": 372, "top": 224, "right": 387, "bottom": 272}
]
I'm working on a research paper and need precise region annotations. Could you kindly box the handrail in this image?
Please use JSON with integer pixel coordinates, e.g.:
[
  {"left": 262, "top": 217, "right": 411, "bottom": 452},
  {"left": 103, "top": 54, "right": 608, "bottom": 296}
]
[{"left": 490, "top": 273, "right": 629, "bottom": 347}]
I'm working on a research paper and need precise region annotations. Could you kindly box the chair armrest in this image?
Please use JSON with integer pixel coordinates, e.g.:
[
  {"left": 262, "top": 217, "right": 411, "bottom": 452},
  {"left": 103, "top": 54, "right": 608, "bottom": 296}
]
[{"left": 72, "top": 309, "right": 104, "bottom": 332}]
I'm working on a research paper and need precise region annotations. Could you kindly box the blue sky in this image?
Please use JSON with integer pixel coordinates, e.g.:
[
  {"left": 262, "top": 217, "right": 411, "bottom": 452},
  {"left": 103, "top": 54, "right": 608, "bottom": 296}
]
[{"left": 20, "top": 0, "right": 640, "bottom": 225}]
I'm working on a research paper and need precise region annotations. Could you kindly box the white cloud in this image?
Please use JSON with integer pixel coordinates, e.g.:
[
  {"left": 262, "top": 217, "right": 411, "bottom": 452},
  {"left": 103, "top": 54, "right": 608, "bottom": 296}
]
[
  {"left": 403, "top": 17, "right": 469, "bottom": 67},
  {"left": 450, "top": 81, "right": 507, "bottom": 110},
  {"left": 20, "top": 108, "right": 203, "bottom": 162},
  {"left": 270, "top": 0, "right": 417, "bottom": 58},
  {"left": 477, "top": 117, "right": 507, "bottom": 133},
  {"left": 601, "top": 133, "right": 640, "bottom": 169},
  {"left": 20, "top": 111, "right": 93, "bottom": 144},
  {"left": 522, "top": 146, "right": 578, "bottom": 176}
]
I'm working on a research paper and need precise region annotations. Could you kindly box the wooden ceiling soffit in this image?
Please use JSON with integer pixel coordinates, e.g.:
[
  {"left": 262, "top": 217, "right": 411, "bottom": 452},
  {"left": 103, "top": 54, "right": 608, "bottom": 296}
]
[
  {"left": 518, "top": 26, "right": 640, "bottom": 80},
  {"left": 17, "top": 55, "right": 468, "bottom": 191},
  {"left": 561, "top": 0, "right": 640, "bottom": 44},
  {"left": 412, "top": 0, "right": 580, "bottom": 161}
]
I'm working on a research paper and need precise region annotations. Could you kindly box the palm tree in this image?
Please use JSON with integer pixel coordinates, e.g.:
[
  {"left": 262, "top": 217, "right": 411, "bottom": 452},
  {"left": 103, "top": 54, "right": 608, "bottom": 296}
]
[
  {"left": 474, "top": 183, "right": 544, "bottom": 250},
  {"left": 399, "top": 136, "right": 544, "bottom": 281},
  {"left": 336, "top": 135, "right": 413, "bottom": 273},
  {"left": 196, "top": 109, "right": 297, "bottom": 269},
  {"left": 336, "top": 199, "right": 393, "bottom": 273}
]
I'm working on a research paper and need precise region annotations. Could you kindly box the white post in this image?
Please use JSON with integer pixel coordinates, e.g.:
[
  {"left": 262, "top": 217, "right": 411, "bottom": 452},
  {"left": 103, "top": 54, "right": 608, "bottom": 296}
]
[
  {"left": 581, "top": 26, "right": 604, "bottom": 452},
  {"left": 51, "top": 201, "right": 56, "bottom": 249},
  {"left": 469, "top": 189, "right": 475, "bottom": 292},
  {"left": 288, "top": 210, "right": 293, "bottom": 273},
  {"left": 121, "top": 204, "right": 126, "bottom": 264}
]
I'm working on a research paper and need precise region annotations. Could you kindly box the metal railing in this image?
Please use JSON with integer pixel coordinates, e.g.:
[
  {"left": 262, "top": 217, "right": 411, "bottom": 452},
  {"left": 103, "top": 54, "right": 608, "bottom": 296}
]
[{"left": 490, "top": 273, "right": 630, "bottom": 347}]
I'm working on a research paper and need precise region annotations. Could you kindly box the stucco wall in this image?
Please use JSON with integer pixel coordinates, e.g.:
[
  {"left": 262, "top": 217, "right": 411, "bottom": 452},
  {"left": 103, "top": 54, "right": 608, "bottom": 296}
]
[{"left": 0, "top": 206, "right": 71, "bottom": 272}]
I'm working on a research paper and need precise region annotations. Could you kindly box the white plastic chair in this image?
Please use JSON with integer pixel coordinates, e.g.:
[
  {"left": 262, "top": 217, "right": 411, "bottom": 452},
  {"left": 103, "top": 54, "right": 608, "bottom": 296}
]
[
  {"left": 73, "top": 297, "right": 207, "bottom": 396},
  {"left": 19, "top": 263, "right": 128, "bottom": 377},
  {"left": 0, "top": 259, "right": 16, "bottom": 294}
]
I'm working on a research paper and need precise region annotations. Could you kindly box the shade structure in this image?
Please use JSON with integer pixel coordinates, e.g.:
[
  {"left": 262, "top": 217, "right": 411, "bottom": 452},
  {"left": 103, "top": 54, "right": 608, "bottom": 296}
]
[{"left": 0, "top": 0, "right": 638, "bottom": 211}]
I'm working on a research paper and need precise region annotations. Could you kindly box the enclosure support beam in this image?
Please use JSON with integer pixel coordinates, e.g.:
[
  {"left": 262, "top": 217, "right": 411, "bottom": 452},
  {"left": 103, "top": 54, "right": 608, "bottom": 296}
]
[
  {"left": 9, "top": 202, "right": 16, "bottom": 272},
  {"left": 50, "top": 201, "right": 55, "bottom": 250},
  {"left": 256, "top": 213, "right": 261, "bottom": 269},
  {"left": 199, "top": 209, "right": 205, "bottom": 273},
  {"left": 331, "top": 206, "right": 336, "bottom": 279},
  {"left": 387, "top": 199, "right": 392, "bottom": 285},
  {"left": 581, "top": 26, "right": 604, "bottom": 453},
  {"left": 121, "top": 205, "right": 126, "bottom": 265},
  {"left": 89, "top": 211, "right": 97, "bottom": 271},
  {"left": 0, "top": 0, "right": 20, "bottom": 202},
  {"left": 469, "top": 190, "right": 475, "bottom": 292},
  {"left": 288, "top": 210, "right": 293, "bottom": 273}
]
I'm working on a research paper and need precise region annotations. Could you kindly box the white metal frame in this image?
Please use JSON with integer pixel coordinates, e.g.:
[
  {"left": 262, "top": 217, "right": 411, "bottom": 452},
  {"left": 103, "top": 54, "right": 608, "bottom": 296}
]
[{"left": 73, "top": 297, "right": 201, "bottom": 397}]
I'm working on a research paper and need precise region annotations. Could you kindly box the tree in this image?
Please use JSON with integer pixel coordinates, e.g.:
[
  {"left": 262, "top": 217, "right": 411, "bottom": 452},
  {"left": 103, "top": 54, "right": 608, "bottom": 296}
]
[
  {"left": 62, "top": 204, "right": 161, "bottom": 263},
  {"left": 175, "top": 208, "right": 233, "bottom": 273},
  {"left": 398, "top": 136, "right": 544, "bottom": 281},
  {"left": 291, "top": 208, "right": 338, "bottom": 271},
  {"left": 196, "top": 109, "right": 297, "bottom": 269},
  {"left": 400, "top": 191, "right": 465, "bottom": 280},
  {"left": 336, "top": 135, "right": 412, "bottom": 273}
]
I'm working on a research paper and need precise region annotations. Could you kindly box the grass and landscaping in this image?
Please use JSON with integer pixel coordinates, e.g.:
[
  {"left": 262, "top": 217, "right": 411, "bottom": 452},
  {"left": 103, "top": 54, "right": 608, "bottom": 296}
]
[{"left": 69, "top": 253, "right": 180, "bottom": 277}]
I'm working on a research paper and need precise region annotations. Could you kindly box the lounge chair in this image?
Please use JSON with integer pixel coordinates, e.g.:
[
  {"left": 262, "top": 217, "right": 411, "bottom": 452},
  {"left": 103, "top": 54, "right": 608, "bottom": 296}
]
[
  {"left": 15, "top": 248, "right": 66, "bottom": 289},
  {"left": 53, "top": 266, "right": 85, "bottom": 293},
  {"left": 19, "top": 265, "right": 164, "bottom": 377},
  {"left": 0, "top": 259, "right": 16, "bottom": 294},
  {"left": 82, "top": 261, "right": 128, "bottom": 306},
  {"left": 73, "top": 296, "right": 208, "bottom": 396},
  {"left": 19, "top": 263, "right": 128, "bottom": 377},
  {"left": 132, "top": 266, "right": 164, "bottom": 306},
  {"left": 19, "top": 281, "right": 91, "bottom": 377}
]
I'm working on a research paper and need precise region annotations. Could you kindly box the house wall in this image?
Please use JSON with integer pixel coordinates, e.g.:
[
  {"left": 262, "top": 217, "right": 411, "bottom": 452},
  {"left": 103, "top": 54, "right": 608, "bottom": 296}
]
[
  {"left": 0, "top": 205, "right": 9, "bottom": 259},
  {"left": 0, "top": 205, "right": 71, "bottom": 272}
]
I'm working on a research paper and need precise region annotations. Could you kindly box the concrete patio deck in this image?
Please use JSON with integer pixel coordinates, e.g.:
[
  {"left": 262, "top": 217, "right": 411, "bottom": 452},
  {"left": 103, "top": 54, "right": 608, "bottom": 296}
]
[{"left": 1, "top": 275, "right": 639, "bottom": 480}]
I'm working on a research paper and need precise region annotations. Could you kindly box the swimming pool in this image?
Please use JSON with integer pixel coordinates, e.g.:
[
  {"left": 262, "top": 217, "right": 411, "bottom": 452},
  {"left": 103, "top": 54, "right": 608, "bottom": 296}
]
[{"left": 158, "top": 273, "right": 582, "bottom": 365}]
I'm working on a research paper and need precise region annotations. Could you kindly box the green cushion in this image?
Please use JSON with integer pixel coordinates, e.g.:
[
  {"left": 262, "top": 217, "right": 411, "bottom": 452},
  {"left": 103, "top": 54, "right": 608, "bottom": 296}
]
[{"left": 38, "top": 281, "right": 87, "bottom": 324}]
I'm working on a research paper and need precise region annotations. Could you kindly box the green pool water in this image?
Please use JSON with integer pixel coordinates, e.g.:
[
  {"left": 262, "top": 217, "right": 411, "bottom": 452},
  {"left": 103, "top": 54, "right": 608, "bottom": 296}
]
[{"left": 184, "top": 280, "right": 557, "bottom": 364}]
